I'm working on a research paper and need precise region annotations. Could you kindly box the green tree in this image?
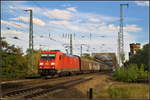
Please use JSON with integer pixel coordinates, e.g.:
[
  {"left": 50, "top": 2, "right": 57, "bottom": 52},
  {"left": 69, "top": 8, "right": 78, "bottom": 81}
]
[
  {"left": 82, "top": 53, "right": 92, "bottom": 59},
  {"left": 25, "top": 49, "right": 40, "bottom": 75},
  {"left": 0, "top": 39, "right": 28, "bottom": 78},
  {"left": 127, "top": 43, "right": 149, "bottom": 70}
]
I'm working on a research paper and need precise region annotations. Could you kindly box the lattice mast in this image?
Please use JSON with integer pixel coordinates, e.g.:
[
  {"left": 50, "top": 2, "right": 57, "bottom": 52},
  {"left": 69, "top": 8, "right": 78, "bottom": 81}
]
[{"left": 118, "top": 4, "right": 128, "bottom": 66}]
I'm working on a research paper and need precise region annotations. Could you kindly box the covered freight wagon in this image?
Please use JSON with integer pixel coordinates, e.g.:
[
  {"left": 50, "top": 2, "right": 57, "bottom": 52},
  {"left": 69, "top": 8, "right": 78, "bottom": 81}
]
[{"left": 80, "top": 58, "right": 100, "bottom": 73}]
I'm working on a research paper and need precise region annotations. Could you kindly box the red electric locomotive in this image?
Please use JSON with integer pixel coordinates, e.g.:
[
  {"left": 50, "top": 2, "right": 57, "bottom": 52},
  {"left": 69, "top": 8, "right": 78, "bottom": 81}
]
[{"left": 38, "top": 50, "right": 80, "bottom": 76}]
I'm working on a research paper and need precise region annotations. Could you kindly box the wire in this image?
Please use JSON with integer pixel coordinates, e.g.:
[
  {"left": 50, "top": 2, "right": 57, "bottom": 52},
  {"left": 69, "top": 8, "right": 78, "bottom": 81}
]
[{"left": 2, "top": 4, "right": 27, "bottom": 33}]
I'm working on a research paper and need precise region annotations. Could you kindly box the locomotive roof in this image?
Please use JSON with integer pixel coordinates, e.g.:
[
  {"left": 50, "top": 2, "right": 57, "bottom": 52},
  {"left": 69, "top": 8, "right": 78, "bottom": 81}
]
[
  {"left": 63, "top": 53, "right": 79, "bottom": 58},
  {"left": 40, "top": 50, "right": 61, "bottom": 54},
  {"left": 40, "top": 50, "right": 79, "bottom": 58}
]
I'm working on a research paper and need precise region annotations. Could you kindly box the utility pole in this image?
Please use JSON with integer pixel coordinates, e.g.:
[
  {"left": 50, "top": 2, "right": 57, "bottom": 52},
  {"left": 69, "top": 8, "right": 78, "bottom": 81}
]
[
  {"left": 24, "top": 9, "right": 33, "bottom": 51},
  {"left": 24, "top": 9, "right": 34, "bottom": 72},
  {"left": 90, "top": 33, "right": 92, "bottom": 40},
  {"left": 0, "top": 13, "right": 2, "bottom": 98},
  {"left": 80, "top": 44, "right": 83, "bottom": 56},
  {"left": 70, "top": 34, "right": 73, "bottom": 55},
  {"left": 0, "top": 26, "right": 1, "bottom": 51},
  {"left": 65, "top": 47, "right": 69, "bottom": 54},
  {"left": 80, "top": 44, "right": 89, "bottom": 56},
  {"left": 24, "top": 9, "right": 34, "bottom": 51},
  {"left": 118, "top": 4, "right": 128, "bottom": 66},
  {"left": 74, "top": 33, "right": 75, "bottom": 40}
]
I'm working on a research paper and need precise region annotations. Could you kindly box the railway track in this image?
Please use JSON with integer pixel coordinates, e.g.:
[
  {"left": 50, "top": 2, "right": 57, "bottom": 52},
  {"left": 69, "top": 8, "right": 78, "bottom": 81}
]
[{"left": 1, "top": 77, "right": 93, "bottom": 99}]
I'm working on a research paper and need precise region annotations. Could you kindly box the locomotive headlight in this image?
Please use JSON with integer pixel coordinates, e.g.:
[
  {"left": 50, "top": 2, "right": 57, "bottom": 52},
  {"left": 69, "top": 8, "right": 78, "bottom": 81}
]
[
  {"left": 39, "top": 62, "right": 44, "bottom": 65},
  {"left": 51, "top": 62, "right": 55, "bottom": 65}
]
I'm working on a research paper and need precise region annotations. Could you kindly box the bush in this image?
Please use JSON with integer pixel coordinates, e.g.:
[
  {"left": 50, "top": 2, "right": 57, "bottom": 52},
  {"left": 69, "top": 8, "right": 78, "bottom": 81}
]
[
  {"left": 112, "top": 67, "right": 126, "bottom": 81},
  {"left": 112, "top": 64, "right": 148, "bottom": 82},
  {"left": 138, "top": 64, "right": 148, "bottom": 80},
  {"left": 126, "top": 64, "right": 139, "bottom": 82}
]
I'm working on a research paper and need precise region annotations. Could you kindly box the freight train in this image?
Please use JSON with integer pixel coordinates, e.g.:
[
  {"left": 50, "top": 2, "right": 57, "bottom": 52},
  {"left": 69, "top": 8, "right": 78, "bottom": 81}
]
[{"left": 38, "top": 50, "right": 100, "bottom": 76}]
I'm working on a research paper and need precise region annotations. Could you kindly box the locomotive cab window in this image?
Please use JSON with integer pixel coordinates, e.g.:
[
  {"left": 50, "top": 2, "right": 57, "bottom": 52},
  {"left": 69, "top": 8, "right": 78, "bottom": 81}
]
[{"left": 41, "top": 54, "right": 56, "bottom": 60}]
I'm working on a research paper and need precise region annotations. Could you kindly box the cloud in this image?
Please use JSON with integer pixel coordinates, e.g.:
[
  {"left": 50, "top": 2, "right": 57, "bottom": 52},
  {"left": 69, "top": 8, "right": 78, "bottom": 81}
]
[
  {"left": 9, "top": 5, "right": 17, "bottom": 9},
  {"left": 99, "top": 24, "right": 118, "bottom": 32},
  {"left": 11, "top": 16, "right": 46, "bottom": 26},
  {"left": 135, "top": 1, "right": 149, "bottom": 7},
  {"left": 43, "top": 9, "right": 73, "bottom": 20},
  {"left": 67, "top": 7, "right": 77, "bottom": 12},
  {"left": 88, "top": 18, "right": 100, "bottom": 23},
  {"left": 49, "top": 20, "right": 96, "bottom": 33},
  {"left": 1, "top": 20, "right": 28, "bottom": 28},
  {"left": 1, "top": 30, "right": 24, "bottom": 34},
  {"left": 48, "top": 21, "right": 142, "bottom": 60},
  {"left": 61, "top": 4, "right": 72, "bottom": 7},
  {"left": 124, "top": 24, "right": 142, "bottom": 32},
  {"left": 69, "top": 11, "right": 118, "bottom": 25},
  {"left": 49, "top": 20, "right": 70, "bottom": 25},
  {"left": 9, "top": 5, "right": 41, "bottom": 11},
  {"left": 48, "top": 18, "right": 142, "bottom": 36},
  {"left": 108, "top": 24, "right": 118, "bottom": 31},
  {"left": 43, "top": 7, "right": 118, "bottom": 24},
  {"left": 98, "top": 24, "right": 142, "bottom": 33}
]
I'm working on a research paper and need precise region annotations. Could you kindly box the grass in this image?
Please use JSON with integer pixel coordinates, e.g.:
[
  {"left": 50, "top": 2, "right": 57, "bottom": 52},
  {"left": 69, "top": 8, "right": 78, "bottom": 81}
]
[{"left": 96, "top": 84, "right": 149, "bottom": 98}]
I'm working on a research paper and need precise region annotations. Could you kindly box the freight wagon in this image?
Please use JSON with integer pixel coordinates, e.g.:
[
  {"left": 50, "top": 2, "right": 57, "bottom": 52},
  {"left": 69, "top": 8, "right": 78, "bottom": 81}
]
[
  {"left": 80, "top": 58, "right": 100, "bottom": 73},
  {"left": 38, "top": 50, "right": 100, "bottom": 76}
]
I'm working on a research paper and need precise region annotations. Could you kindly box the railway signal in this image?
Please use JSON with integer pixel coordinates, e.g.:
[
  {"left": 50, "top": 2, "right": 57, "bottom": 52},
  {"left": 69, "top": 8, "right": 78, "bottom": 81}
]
[{"left": 70, "top": 34, "right": 73, "bottom": 55}]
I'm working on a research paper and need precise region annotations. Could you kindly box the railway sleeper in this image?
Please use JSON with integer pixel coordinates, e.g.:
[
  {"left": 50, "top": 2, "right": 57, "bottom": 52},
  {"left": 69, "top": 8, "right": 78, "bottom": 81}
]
[
  {"left": 24, "top": 77, "right": 93, "bottom": 98},
  {"left": 2, "top": 77, "right": 93, "bottom": 99}
]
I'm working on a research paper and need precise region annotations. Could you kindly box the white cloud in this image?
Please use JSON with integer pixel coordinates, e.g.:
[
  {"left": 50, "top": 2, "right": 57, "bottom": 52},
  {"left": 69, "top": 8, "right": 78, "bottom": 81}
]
[
  {"left": 88, "top": 18, "right": 100, "bottom": 23},
  {"left": 49, "top": 20, "right": 96, "bottom": 33},
  {"left": 1, "top": 20, "right": 28, "bottom": 28},
  {"left": 43, "top": 7, "right": 118, "bottom": 25},
  {"left": 44, "top": 8, "right": 100, "bottom": 24},
  {"left": 49, "top": 20, "right": 70, "bottom": 25},
  {"left": 135, "top": 1, "right": 149, "bottom": 7},
  {"left": 61, "top": 4, "right": 72, "bottom": 7},
  {"left": 98, "top": 24, "right": 142, "bottom": 33},
  {"left": 33, "top": 18, "right": 46, "bottom": 26},
  {"left": 124, "top": 24, "right": 142, "bottom": 32},
  {"left": 72, "top": 11, "right": 118, "bottom": 25},
  {"left": 12, "top": 16, "right": 28, "bottom": 22},
  {"left": 1, "top": 30, "right": 24, "bottom": 34},
  {"left": 43, "top": 9, "right": 73, "bottom": 20},
  {"left": 67, "top": 7, "right": 77, "bottom": 12},
  {"left": 9, "top": 5, "right": 16, "bottom": 9},
  {"left": 9, "top": 5, "right": 41, "bottom": 11},
  {"left": 108, "top": 24, "right": 118, "bottom": 31},
  {"left": 11, "top": 16, "right": 46, "bottom": 26},
  {"left": 99, "top": 24, "right": 118, "bottom": 32}
]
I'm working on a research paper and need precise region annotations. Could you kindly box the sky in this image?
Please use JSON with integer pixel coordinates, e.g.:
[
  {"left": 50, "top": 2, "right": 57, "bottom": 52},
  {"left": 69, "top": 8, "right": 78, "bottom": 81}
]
[{"left": 1, "top": 1, "right": 149, "bottom": 60}]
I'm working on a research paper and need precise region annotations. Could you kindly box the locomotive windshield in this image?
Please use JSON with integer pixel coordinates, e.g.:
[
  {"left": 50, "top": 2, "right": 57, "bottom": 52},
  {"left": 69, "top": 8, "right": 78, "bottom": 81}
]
[{"left": 40, "top": 54, "right": 56, "bottom": 60}]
